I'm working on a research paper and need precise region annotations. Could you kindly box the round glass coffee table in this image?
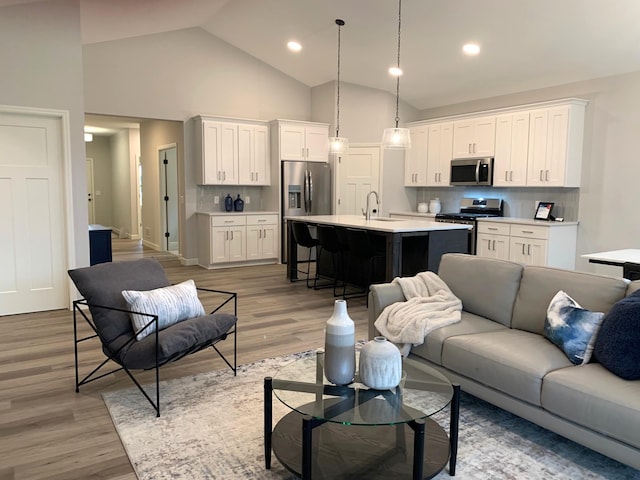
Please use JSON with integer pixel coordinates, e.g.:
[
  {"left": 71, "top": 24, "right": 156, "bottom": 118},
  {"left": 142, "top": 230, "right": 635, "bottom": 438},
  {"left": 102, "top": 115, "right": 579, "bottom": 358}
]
[{"left": 264, "top": 350, "right": 460, "bottom": 479}]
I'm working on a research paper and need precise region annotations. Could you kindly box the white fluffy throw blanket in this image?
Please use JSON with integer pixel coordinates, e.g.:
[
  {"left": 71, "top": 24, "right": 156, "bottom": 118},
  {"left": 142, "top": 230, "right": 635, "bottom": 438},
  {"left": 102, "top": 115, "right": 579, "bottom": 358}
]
[{"left": 374, "top": 272, "right": 462, "bottom": 356}]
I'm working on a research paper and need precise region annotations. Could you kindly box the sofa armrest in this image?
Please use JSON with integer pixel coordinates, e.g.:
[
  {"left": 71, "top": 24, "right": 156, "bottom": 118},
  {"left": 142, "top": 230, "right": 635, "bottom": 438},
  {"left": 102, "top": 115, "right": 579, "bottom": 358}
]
[{"left": 368, "top": 283, "right": 406, "bottom": 339}]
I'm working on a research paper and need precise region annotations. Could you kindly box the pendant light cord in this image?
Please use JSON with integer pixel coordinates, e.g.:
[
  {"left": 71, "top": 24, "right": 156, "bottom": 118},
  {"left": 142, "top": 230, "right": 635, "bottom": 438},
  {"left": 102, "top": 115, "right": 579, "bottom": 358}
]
[
  {"left": 335, "top": 19, "right": 344, "bottom": 138},
  {"left": 394, "top": 0, "right": 402, "bottom": 128}
]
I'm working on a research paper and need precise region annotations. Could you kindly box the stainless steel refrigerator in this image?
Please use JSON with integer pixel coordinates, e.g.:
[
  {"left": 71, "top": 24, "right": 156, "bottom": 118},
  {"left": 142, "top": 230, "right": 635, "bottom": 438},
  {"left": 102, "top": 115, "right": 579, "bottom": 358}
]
[{"left": 281, "top": 161, "right": 332, "bottom": 262}]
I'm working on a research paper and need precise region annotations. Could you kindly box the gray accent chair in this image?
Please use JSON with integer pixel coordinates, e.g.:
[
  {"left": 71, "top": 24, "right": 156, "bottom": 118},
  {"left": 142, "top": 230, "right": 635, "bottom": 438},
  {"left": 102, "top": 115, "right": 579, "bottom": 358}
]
[{"left": 68, "top": 258, "right": 237, "bottom": 416}]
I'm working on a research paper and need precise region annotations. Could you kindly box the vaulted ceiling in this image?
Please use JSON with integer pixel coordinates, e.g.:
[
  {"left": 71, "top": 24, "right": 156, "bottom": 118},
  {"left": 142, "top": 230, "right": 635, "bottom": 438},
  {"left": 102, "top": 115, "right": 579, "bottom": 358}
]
[{"left": 6, "top": 0, "right": 640, "bottom": 110}]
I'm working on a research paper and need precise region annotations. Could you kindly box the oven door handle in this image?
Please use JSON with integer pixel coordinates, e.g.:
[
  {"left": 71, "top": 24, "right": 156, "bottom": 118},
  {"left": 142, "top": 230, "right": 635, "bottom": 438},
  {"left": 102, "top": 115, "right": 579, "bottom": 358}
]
[{"left": 475, "top": 159, "right": 481, "bottom": 184}]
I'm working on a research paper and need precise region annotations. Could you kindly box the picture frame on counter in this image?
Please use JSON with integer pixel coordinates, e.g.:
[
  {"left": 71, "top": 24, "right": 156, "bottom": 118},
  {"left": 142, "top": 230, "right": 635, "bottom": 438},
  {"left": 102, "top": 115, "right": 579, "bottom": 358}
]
[{"left": 534, "top": 202, "right": 555, "bottom": 221}]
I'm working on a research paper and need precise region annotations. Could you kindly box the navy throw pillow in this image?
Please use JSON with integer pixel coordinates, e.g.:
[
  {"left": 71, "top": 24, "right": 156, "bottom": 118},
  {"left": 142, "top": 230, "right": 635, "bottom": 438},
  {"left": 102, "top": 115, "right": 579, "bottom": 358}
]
[{"left": 593, "top": 290, "right": 640, "bottom": 380}]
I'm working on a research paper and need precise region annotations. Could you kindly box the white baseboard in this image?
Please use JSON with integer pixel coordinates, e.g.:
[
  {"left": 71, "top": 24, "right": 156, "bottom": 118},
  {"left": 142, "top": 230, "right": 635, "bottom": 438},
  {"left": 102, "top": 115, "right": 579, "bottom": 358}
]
[{"left": 181, "top": 257, "right": 198, "bottom": 266}]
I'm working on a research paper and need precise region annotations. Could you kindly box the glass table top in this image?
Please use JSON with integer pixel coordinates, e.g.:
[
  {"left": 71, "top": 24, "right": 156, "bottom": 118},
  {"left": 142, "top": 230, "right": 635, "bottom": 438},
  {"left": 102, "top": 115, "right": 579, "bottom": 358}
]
[{"left": 271, "top": 350, "right": 453, "bottom": 427}]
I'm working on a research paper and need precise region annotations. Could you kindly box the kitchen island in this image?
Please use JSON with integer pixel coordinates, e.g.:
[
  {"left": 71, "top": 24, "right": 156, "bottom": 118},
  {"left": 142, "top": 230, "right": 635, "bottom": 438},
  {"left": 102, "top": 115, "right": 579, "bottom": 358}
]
[{"left": 286, "top": 215, "right": 471, "bottom": 283}]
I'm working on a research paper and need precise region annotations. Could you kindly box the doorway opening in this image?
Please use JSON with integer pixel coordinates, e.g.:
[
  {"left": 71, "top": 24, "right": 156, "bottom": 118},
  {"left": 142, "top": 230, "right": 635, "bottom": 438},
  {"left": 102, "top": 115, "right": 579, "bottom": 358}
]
[{"left": 159, "top": 144, "right": 179, "bottom": 254}]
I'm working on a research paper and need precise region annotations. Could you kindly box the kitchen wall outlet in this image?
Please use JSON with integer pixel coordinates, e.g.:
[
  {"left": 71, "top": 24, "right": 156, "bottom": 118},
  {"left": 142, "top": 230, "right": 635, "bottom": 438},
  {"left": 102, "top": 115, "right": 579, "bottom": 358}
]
[
  {"left": 214, "top": 195, "right": 219, "bottom": 204},
  {"left": 245, "top": 196, "right": 250, "bottom": 204}
]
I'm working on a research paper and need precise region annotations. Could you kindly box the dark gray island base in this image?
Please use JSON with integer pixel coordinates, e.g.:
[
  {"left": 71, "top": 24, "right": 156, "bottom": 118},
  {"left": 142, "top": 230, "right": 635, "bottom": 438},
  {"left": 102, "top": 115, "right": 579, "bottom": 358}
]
[{"left": 286, "top": 215, "right": 470, "bottom": 283}]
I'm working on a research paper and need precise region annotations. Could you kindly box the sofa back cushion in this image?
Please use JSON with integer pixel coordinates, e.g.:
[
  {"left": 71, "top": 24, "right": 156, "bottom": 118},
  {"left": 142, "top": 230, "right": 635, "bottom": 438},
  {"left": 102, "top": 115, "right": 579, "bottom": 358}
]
[
  {"left": 512, "top": 266, "right": 628, "bottom": 334},
  {"left": 438, "top": 254, "right": 524, "bottom": 327}
]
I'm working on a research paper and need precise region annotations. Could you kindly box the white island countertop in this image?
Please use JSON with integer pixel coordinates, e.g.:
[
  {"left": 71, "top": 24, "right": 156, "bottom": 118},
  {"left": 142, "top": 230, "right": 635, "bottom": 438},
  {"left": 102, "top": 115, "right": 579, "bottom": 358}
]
[{"left": 285, "top": 215, "right": 471, "bottom": 233}]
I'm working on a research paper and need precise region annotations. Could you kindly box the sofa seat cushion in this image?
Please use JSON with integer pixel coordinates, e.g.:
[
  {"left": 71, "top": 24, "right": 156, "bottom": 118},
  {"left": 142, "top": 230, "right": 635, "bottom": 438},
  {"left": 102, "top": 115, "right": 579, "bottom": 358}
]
[
  {"left": 411, "top": 311, "right": 507, "bottom": 365},
  {"left": 542, "top": 364, "right": 640, "bottom": 450},
  {"left": 442, "top": 329, "right": 572, "bottom": 406},
  {"left": 107, "top": 313, "right": 237, "bottom": 370}
]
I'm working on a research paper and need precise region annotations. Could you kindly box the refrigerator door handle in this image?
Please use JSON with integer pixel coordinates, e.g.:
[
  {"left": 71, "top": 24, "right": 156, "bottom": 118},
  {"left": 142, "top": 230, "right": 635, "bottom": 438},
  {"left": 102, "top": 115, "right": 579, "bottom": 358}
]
[
  {"left": 308, "top": 170, "right": 313, "bottom": 213},
  {"left": 303, "top": 170, "right": 309, "bottom": 212}
]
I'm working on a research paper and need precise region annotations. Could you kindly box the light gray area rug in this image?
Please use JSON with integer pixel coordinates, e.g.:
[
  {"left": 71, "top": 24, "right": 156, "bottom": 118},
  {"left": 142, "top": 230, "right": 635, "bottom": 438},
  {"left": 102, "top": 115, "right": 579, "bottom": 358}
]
[{"left": 103, "top": 351, "right": 639, "bottom": 480}]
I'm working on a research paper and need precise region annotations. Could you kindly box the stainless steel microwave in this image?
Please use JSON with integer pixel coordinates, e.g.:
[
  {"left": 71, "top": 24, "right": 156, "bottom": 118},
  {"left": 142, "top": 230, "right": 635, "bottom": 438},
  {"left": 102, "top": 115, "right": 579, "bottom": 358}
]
[{"left": 450, "top": 157, "right": 494, "bottom": 186}]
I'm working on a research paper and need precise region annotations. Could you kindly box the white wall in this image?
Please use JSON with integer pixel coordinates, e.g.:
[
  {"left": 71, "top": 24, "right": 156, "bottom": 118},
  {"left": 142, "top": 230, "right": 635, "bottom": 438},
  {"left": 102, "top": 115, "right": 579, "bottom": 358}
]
[
  {"left": 418, "top": 70, "right": 640, "bottom": 274},
  {"left": 111, "top": 130, "right": 135, "bottom": 237},
  {"left": 0, "top": 0, "right": 88, "bottom": 269}
]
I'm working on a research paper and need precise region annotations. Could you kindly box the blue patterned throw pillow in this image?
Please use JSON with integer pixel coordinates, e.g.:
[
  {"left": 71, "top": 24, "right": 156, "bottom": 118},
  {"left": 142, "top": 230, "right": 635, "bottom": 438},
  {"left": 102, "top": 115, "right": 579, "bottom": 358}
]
[
  {"left": 122, "top": 279, "right": 206, "bottom": 341},
  {"left": 544, "top": 290, "right": 605, "bottom": 365}
]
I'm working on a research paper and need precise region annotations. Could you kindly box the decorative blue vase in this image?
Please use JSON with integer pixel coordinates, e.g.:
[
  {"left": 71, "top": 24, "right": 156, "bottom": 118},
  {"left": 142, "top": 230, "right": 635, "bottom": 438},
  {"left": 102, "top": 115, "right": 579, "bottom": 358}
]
[
  {"left": 233, "top": 194, "right": 244, "bottom": 212},
  {"left": 224, "top": 194, "right": 233, "bottom": 212}
]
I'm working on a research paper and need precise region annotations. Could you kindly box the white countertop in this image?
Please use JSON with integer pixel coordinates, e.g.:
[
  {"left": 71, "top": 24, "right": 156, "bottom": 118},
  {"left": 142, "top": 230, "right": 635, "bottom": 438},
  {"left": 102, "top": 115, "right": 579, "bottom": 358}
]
[
  {"left": 196, "top": 211, "right": 278, "bottom": 216},
  {"left": 389, "top": 211, "right": 437, "bottom": 219},
  {"left": 582, "top": 249, "right": 640, "bottom": 265},
  {"left": 285, "top": 214, "right": 472, "bottom": 233},
  {"left": 477, "top": 217, "right": 579, "bottom": 227}
]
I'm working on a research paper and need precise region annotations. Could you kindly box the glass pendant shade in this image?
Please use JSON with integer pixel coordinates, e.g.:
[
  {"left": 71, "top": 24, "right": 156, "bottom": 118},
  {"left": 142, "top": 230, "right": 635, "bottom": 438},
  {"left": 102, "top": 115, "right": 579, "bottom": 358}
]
[
  {"left": 329, "top": 136, "right": 349, "bottom": 154},
  {"left": 382, "top": 127, "right": 411, "bottom": 149}
]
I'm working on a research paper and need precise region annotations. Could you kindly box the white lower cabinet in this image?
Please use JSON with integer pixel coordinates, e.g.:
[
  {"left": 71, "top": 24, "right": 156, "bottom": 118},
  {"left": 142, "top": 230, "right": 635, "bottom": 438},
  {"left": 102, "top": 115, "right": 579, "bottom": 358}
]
[
  {"left": 477, "top": 219, "right": 578, "bottom": 269},
  {"left": 211, "top": 216, "right": 246, "bottom": 264},
  {"left": 246, "top": 215, "right": 278, "bottom": 260},
  {"left": 197, "top": 213, "right": 278, "bottom": 269},
  {"left": 476, "top": 222, "right": 510, "bottom": 260}
]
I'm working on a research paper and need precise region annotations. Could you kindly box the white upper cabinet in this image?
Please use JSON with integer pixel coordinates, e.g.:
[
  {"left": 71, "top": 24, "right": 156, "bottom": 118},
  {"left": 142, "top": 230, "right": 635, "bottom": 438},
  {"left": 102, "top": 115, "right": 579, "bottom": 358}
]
[
  {"left": 276, "top": 121, "right": 329, "bottom": 162},
  {"left": 426, "top": 122, "right": 453, "bottom": 186},
  {"left": 195, "top": 116, "right": 270, "bottom": 186},
  {"left": 404, "top": 125, "right": 428, "bottom": 186},
  {"left": 494, "top": 112, "right": 530, "bottom": 186},
  {"left": 452, "top": 115, "right": 496, "bottom": 158},
  {"left": 526, "top": 103, "right": 585, "bottom": 187},
  {"left": 238, "top": 124, "right": 270, "bottom": 185}
]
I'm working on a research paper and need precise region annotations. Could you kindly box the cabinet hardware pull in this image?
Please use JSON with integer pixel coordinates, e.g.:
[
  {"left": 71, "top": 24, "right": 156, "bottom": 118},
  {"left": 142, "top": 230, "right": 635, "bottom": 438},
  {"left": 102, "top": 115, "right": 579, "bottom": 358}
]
[
  {"left": 306, "top": 147, "right": 309, "bottom": 158},
  {"left": 223, "top": 171, "right": 226, "bottom": 181},
  {"left": 528, "top": 244, "right": 531, "bottom": 255},
  {"left": 230, "top": 231, "right": 234, "bottom": 240},
  {"left": 539, "top": 169, "right": 543, "bottom": 181},
  {"left": 522, "top": 243, "right": 526, "bottom": 255},
  {"left": 217, "top": 170, "right": 221, "bottom": 180},
  {"left": 510, "top": 171, "right": 513, "bottom": 181},
  {"left": 488, "top": 227, "right": 498, "bottom": 231},
  {"left": 545, "top": 170, "right": 549, "bottom": 181},
  {"left": 522, "top": 230, "right": 533, "bottom": 234},
  {"left": 492, "top": 239, "right": 496, "bottom": 251},
  {"left": 505, "top": 171, "right": 508, "bottom": 182},
  {"left": 256, "top": 172, "right": 259, "bottom": 182},
  {"left": 225, "top": 231, "right": 228, "bottom": 240},
  {"left": 473, "top": 143, "right": 477, "bottom": 154},
  {"left": 438, "top": 172, "right": 442, "bottom": 182},
  {"left": 468, "top": 143, "right": 472, "bottom": 154}
]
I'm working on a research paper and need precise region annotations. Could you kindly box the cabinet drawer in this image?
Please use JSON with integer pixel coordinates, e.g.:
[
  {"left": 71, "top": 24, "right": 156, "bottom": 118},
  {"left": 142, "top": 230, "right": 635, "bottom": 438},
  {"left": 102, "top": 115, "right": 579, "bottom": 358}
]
[
  {"left": 509, "top": 224, "right": 549, "bottom": 240},
  {"left": 211, "top": 215, "right": 246, "bottom": 227},
  {"left": 246, "top": 214, "right": 278, "bottom": 226},
  {"left": 477, "top": 222, "right": 510, "bottom": 235}
]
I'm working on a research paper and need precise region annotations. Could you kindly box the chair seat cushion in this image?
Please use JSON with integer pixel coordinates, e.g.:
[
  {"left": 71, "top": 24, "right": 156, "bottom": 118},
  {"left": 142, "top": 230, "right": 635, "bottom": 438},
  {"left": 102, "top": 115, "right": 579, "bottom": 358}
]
[{"left": 109, "top": 313, "right": 237, "bottom": 370}]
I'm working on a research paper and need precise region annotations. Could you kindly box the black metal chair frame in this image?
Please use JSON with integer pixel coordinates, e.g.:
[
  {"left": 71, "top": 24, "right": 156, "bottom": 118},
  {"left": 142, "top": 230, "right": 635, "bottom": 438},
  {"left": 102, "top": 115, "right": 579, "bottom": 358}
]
[
  {"left": 343, "top": 229, "right": 385, "bottom": 306},
  {"left": 314, "top": 226, "right": 348, "bottom": 297},
  {"left": 73, "top": 286, "right": 237, "bottom": 417}
]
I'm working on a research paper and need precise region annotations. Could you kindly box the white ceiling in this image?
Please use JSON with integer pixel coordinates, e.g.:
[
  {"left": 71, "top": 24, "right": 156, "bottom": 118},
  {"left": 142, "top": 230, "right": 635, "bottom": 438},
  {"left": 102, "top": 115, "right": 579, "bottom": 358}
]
[{"left": 8, "top": 0, "right": 640, "bottom": 111}]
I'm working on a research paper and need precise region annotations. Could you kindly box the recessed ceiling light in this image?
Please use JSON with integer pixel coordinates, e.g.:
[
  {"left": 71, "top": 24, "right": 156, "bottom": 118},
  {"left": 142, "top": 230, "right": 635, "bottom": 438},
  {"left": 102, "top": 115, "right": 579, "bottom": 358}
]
[
  {"left": 287, "top": 41, "right": 302, "bottom": 52},
  {"left": 388, "top": 66, "right": 403, "bottom": 76},
  {"left": 463, "top": 43, "right": 480, "bottom": 56}
]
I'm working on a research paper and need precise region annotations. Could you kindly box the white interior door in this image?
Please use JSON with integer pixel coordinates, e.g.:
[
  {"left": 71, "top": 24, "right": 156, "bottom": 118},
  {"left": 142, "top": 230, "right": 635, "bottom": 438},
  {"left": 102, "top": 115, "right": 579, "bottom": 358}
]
[
  {"left": 86, "top": 158, "right": 95, "bottom": 224},
  {"left": 335, "top": 145, "right": 381, "bottom": 215},
  {"left": 0, "top": 110, "right": 67, "bottom": 315}
]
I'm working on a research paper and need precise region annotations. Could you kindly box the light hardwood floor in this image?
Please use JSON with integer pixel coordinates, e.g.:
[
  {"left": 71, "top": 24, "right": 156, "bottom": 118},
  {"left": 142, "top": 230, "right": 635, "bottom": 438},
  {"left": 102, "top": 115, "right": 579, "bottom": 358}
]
[{"left": 0, "top": 239, "right": 370, "bottom": 480}]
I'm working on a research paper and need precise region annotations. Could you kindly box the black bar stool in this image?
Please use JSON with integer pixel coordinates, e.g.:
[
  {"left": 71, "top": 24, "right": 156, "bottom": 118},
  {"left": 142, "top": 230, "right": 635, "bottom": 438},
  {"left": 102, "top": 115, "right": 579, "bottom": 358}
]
[
  {"left": 343, "top": 228, "right": 385, "bottom": 305},
  {"left": 315, "top": 225, "right": 348, "bottom": 296},
  {"left": 291, "top": 222, "right": 320, "bottom": 288}
]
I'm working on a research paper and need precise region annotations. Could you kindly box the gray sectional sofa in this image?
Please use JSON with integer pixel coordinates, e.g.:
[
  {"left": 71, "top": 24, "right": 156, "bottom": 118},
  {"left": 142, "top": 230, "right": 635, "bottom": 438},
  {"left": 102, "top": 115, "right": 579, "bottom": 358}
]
[{"left": 368, "top": 253, "right": 640, "bottom": 470}]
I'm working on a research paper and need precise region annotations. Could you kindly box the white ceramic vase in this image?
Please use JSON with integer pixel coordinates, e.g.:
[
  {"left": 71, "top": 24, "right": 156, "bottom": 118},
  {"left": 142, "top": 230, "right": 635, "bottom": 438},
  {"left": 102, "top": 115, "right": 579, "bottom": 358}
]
[
  {"left": 358, "top": 336, "right": 402, "bottom": 390},
  {"left": 429, "top": 197, "right": 442, "bottom": 214},
  {"left": 417, "top": 202, "right": 429, "bottom": 213},
  {"left": 324, "top": 299, "right": 356, "bottom": 386}
]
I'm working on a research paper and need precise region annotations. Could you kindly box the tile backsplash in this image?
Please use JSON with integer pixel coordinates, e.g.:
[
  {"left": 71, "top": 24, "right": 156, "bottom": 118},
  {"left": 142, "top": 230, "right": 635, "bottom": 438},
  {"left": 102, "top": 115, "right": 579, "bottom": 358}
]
[
  {"left": 197, "top": 185, "right": 269, "bottom": 212},
  {"left": 416, "top": 186, "right": 579, "bottom": 221}
]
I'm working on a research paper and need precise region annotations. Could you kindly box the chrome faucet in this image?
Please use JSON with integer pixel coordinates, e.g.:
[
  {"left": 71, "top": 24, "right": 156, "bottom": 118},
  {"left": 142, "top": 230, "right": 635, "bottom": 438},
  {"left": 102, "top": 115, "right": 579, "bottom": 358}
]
[{"left": 362, "top": 190, "right": 380, "bottom": 220}]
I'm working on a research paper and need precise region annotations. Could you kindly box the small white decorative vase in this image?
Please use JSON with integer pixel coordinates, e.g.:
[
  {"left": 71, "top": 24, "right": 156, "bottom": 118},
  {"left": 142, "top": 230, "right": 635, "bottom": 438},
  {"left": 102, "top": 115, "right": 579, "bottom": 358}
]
[
  {"left": 417, "top": 202, "right": 429, "bottom": 213},
  {"left": 429, "top": 197, "right": 442, "bottom": 214},
  {"left": 324, "top": 300, "right": 356, "bottom": 386},
  {"left": 358, "top": 336, "right": 402, "bottom": 390}
]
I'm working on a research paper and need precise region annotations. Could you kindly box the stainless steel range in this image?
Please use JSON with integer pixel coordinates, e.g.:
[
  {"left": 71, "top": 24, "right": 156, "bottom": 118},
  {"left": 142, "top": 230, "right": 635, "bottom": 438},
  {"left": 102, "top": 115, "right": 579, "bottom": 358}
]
[{"left": 435, "top": 198, "right": 503, "bottom": 254}]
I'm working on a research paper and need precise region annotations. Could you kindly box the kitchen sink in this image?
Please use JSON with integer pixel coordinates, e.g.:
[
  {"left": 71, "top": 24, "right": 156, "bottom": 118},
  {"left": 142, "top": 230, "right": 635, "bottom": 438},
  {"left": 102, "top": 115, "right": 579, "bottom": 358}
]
[{"left": 370, "top": 217, "right": 403, "bottom": 222}]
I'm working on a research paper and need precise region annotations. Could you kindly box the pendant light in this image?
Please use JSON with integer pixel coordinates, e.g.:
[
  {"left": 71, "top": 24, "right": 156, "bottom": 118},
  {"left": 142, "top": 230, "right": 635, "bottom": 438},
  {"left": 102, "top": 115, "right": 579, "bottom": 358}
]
[
  {"left": 382, "top": 0, "right": 411, "bottom": 149},
  {"left": 329, "top": 19, "right": 349, "bottom": 155}
]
